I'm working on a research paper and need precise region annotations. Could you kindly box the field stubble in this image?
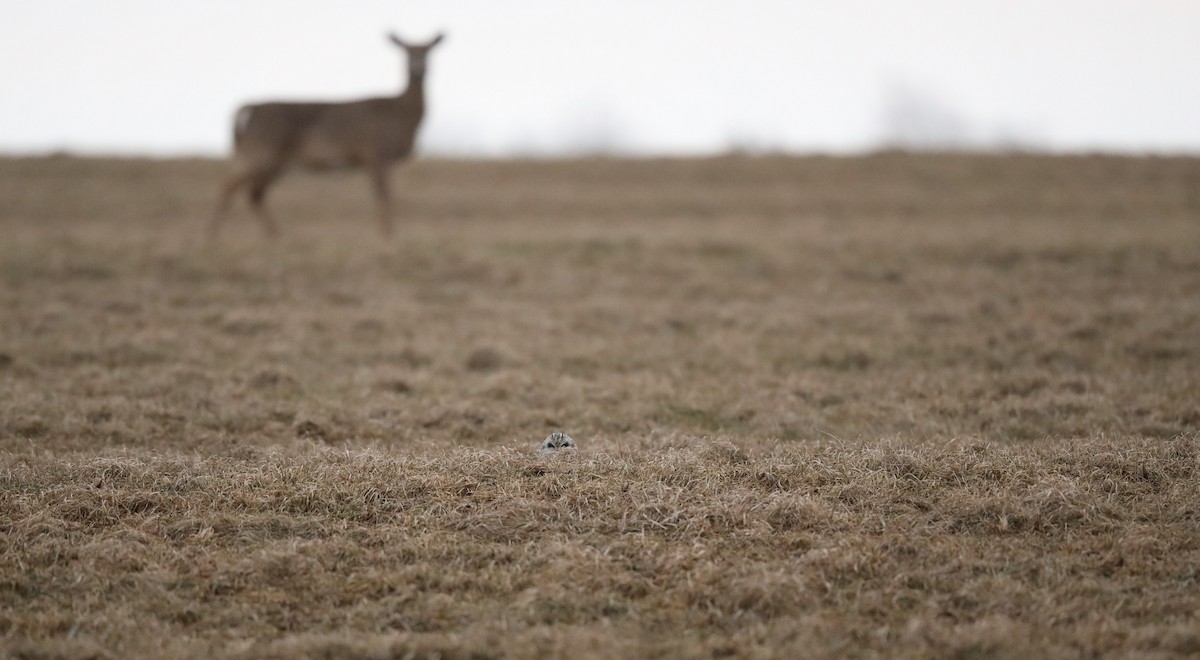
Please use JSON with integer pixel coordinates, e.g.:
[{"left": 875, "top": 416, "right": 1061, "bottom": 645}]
[{"left": 0, "top": 153, "right": 1198, "bottom": 657}]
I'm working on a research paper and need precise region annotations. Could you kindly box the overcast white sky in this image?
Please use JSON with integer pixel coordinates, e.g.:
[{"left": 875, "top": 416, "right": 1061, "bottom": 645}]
[{"left": 2, "top": 1, "right": 1198, "bottom": 156}]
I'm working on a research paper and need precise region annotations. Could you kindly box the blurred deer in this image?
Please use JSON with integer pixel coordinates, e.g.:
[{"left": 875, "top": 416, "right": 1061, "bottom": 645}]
[{"left": 210, "top": 32, "right": 445, "bottom": 239}]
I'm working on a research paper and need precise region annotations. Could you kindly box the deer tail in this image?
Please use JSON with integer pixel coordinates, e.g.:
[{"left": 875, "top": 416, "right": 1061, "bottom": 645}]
[{"left": 233, "top": 106, "right": 255, "bottom": 150}]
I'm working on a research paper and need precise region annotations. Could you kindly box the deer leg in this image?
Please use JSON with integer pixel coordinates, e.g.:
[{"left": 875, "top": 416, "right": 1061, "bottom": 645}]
[
  {"left": 209, "top": 170, "right": 251, "bottom": 240},
  {"left": 369, "top": 165, "right": 394, "bottom": 236},
  {"left": 247, "top": 173, "right": 281, "bottom": 238}
]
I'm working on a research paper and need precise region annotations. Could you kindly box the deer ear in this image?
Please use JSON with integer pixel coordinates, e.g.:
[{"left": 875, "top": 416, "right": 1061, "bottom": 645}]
[{"left": 388, "top": 33, "right": 408, "bottom": 48}]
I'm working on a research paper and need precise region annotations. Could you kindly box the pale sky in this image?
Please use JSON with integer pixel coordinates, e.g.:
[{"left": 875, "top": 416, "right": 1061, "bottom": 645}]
[{"left": 2, "top": 1, "right": 1198, "bottom": 156}]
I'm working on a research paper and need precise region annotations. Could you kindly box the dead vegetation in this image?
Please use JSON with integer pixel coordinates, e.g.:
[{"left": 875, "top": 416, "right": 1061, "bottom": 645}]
[{"left": 0, "top": 153, "right": 1198, "bottom": 657}]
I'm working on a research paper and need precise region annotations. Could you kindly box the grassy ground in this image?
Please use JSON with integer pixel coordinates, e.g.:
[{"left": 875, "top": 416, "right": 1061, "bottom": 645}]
[{"left": 1, "top": 153, "right": 1198, "bottom": 658}]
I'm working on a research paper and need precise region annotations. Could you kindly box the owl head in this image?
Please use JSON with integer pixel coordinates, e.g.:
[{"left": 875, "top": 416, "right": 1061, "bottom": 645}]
[{"left": 539, "top": 432, "right": 577, "bottom": 456}]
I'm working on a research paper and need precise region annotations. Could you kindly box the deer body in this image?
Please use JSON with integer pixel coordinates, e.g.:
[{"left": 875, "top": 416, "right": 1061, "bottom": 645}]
[{"left": 210, "top": 33, "right": 443, "bottom": 238}]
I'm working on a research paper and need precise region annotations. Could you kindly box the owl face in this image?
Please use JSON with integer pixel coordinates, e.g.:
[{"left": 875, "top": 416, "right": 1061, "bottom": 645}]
[{"left": 539, "top": 432, "right": 577, "bottom": 456}]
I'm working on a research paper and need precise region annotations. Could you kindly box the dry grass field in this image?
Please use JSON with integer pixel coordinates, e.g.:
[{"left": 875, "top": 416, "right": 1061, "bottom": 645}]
[{"left": 1, "top": 153, "right": 1198, "bottom": 658}]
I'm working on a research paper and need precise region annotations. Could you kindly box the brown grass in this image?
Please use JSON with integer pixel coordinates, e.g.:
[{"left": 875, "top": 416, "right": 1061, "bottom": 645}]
[{"left": 1, "top": 153, "right": 1198, "bottom": 658}]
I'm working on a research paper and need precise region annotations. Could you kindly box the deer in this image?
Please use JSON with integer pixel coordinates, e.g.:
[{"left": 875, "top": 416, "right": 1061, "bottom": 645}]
[{"left": 209, "top": 32, "right": 445, "bottom": 239}]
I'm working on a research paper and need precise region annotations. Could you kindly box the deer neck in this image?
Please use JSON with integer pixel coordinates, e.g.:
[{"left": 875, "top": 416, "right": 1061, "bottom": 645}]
[{"left": 402, "top": 70, "right": 427, "bottom": 108}]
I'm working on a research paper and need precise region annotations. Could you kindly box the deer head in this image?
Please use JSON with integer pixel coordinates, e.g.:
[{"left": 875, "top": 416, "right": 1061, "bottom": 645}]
[{"left": 389, "top": 32, "right": 445, "bottom": 80}]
